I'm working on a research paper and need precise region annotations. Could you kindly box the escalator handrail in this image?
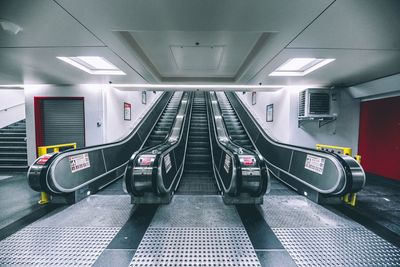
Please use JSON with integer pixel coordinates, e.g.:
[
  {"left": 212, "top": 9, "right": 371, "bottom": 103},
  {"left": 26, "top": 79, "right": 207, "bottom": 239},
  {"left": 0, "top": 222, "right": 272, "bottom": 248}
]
[
  {"left": 34, "top": 92, "right": 173, "bottom": 193},
  {"left": 154, "top": 92, "right": 192, "bottom": 194},
  {"left": 207, "top": 91, "right": 239, "bottom": 193},
  {"left": 204, "top": 92, "right": 222, "bottom": 192},
  {"left": 209, "top": 91, "right": 268, "bottom": 196},
  {"left": 227, "top": 92, "right": 366, "bottom": 194}
]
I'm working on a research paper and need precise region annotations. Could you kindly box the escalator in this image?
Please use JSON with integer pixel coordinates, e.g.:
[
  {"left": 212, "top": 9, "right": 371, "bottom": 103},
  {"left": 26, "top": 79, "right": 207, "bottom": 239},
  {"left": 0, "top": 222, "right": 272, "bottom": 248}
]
[
  {"left": 176, "top": 91, "right": 218, "bottom": 195},
  {"left": 125, "top": 92, "right": 191, "bottom": 204},
  {"left": 125, "top": 91, "right": 269, "bottom": 204},
  {"left": 217, "top": 92, "right": 254, "bottom": 150},
  {"left": 27, "top": 92, "right": 175, "bottom": 204},
  {"left": 143, "top": 93, "right": 182, "bottom": 148},
  {"left": 224, "top": 91, "right": 366, "bottom": 203}
]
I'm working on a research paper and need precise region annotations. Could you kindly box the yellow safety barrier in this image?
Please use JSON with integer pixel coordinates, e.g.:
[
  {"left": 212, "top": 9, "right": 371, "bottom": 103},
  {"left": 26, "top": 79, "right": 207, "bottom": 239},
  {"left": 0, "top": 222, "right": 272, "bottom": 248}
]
[
  {"left": 37, "top": 143, "right": 77, "bottom": 204},
  {"left": 316, "top": 143, "right": 361, "bottom": 207},
  {"left": 316, "top": 144, "right": 352, "bottom": 156},
  {"left": 38, "top": 143, "right": 77, "bottom": 156}
]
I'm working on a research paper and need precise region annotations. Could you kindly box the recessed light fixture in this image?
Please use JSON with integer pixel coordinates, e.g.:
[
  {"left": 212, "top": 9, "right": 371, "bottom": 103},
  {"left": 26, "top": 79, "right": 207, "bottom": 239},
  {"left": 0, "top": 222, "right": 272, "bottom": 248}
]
[
  {"left": 269, "top": 58, "right": 335, "bottom": 76},
  {"left": 57, "top": 56, "right": 126, "bottom": 75}
]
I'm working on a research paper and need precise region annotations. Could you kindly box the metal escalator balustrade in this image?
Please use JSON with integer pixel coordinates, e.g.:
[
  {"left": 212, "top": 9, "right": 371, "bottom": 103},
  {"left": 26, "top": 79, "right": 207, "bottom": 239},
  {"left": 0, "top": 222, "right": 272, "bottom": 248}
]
[
  {"left": 27, "top": 92, "right": 174, "bottom": 204},
  {"left": 207, "top": 91, "right": 269, "bottom": 204},
  {"left": 177, "top": 91, "right": 218, "bottom": 195},
  {"left": 125, "top": 92, "right": 192, "bottom": 204},
  {"left": 224, "top": 91, "right": 366, "bottom": 202}
]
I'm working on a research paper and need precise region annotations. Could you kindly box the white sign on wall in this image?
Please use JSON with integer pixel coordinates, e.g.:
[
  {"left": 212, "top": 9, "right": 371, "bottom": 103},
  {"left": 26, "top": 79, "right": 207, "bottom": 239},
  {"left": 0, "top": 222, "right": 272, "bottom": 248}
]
[
  {"left": 304, "top": 154, "right": 325, "bottom": 175},
  {"left": 69, "top": 153, "right": 91, "bottom": 173},
  {"left": 124, "top": 102, "right": 131, "bottom": 121}
]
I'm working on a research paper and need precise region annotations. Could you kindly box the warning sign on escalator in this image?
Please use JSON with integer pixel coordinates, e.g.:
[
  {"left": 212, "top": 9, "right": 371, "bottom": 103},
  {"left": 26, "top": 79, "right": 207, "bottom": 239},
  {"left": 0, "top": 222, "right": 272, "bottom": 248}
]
[
  {"left": 69, "top": 153, "right": 91, "bottom": 173},
  {"left": 304, "top": 154, "right": 325, "bottom": 175},
  {"left": 224, "top": 154, "right": 231, "bottom": 173},
  {"left": 164, "top": 153, "right": 172, "bottom": 174}
]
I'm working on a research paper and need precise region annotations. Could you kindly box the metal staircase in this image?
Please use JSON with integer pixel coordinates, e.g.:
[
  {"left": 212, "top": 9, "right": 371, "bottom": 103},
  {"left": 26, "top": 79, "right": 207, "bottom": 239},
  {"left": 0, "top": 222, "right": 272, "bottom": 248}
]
[{"left": 0, "top": 120, "right": 28, "bottom": 172}]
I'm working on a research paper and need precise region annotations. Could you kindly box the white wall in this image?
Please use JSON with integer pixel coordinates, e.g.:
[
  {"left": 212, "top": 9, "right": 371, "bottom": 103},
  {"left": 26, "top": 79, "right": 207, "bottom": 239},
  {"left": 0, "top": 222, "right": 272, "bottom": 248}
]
[
  {"left": 104, "top": 88, "right": 162, "bottom": 142},
  {"left": 237, "top": 87, "right": 360, "bottom": 152},
  {"left": 0, "top": 89, "right": 26, "bottom": 128},
  {"left": 237, "top": 89, "right": 291, "bottom": 143}
]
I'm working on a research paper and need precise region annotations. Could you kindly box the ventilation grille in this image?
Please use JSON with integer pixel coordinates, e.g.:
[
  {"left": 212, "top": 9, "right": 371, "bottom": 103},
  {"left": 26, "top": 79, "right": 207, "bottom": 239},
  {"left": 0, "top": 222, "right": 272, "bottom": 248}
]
[
  {"left": 309, "top": 92, "right": 330, "bottom": 115},
  {"left": 298, "top": 91, "right": 306, "bottom": 117},
  {"left": 298, "top": 89, "right": 332, "bottom": 119}
]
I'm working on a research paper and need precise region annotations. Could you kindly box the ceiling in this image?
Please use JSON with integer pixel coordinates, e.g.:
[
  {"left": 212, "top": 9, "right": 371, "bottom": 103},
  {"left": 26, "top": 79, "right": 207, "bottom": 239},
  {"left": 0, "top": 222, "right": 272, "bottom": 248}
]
[{"left": 0, "top": 0, "right": 399, "bottom": 87}]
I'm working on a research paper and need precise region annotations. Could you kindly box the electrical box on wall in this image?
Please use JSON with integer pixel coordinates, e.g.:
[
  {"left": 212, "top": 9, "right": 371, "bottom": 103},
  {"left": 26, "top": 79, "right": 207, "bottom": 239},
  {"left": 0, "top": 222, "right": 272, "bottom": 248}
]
[{"left": 298, "top": 88, "right": 336, "bottom": 127}]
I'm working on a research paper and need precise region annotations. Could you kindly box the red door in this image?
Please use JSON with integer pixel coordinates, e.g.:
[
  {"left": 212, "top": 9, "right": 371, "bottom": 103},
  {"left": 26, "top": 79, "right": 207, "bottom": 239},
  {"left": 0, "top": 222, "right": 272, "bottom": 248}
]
[{"left": 358, "top": 96, "right": 400, "bottom": 180}]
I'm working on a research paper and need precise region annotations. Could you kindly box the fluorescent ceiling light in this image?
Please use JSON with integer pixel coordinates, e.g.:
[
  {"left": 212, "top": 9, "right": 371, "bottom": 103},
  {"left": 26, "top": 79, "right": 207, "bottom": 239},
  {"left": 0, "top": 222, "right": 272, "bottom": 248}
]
[
  {"left": 270, "top": 58, "right": 335, "bottom": 76},
  {"left": 57, "top": 56, "right": 125, "bottom": 75},
  {"left": 77, "top": 57, "right": 118, "bottom": 70}
]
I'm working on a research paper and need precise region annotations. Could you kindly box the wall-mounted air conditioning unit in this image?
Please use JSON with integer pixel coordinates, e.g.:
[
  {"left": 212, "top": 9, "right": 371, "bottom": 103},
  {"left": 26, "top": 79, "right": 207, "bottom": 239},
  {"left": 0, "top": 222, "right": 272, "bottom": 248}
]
[{"left": 298, "top": 88, "right": 336, "bottom": 127}]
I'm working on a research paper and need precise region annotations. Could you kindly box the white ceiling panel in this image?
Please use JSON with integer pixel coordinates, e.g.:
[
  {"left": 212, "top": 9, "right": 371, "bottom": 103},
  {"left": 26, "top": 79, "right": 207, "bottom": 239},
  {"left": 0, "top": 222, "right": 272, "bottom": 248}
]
[
  {"left": 0, "top": 47, "right": 146, "bottom": 84},
  {"left": 251, "top": 48, "right": 400, "bottom": 86},
  {"left": 128, "top": 31, "right": 262, "bottom": 78},
  {"left": 171, "top": 45, "right": 224, "bottom": 71},
  {"left": 55, "top": 0, "right": 334, "bottom": 83},
  {"left": 1, "top": 0, "right": 399, "bottom": 87},
  {"left": 0, "top": 0, "right": 102, "bottom": 47},
  {"left": 289, "top": 0, "right": 400, "bottom": 50}
]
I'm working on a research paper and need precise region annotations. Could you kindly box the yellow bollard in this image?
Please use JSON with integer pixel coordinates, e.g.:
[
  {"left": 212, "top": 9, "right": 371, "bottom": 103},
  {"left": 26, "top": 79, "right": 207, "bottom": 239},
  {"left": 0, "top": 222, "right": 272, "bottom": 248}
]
[
  {"left": 36, "top": 142, "right": 76, "bottom": 205},
  {"left": 38, "top": 192, "right": 49, "bottom": 205}
]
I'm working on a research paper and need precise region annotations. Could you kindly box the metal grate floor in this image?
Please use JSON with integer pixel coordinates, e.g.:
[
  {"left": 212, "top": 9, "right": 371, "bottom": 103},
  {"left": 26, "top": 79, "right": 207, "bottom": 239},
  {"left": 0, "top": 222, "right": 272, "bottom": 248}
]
[
  {"left": 0, "top": 227, "right": 120, "bottom": 266},
  {"left": 130, "top": 227, "right": 261, "bottom": 267},
  {"left": 274, "top": 227, "right": 400, "bottom": 267}
]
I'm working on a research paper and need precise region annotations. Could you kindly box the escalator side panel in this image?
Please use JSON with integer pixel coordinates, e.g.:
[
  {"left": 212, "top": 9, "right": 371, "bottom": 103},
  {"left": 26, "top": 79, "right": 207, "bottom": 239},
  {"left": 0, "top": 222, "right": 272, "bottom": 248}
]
[
  {"left": 226, "top": 92, "right": 365, "bottom": 196},
  {"left": 290, "top": 150, "right": 345, "bottom": 192},
  {"left": 254, "top": 137, "right": 292, "bottom": 171},
  {"left": 49, "top": 150, "right": 107, "bottom": 191},
  {"left": 103, "top": 134, "right": 143, "bottom": 171}
]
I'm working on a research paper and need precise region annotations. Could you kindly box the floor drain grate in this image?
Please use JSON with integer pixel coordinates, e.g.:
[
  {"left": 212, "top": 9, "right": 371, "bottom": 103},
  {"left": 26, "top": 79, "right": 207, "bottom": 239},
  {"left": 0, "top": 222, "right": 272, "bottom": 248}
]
[{"left": 130, "top": 227, "right": 260, "bottom": 267}]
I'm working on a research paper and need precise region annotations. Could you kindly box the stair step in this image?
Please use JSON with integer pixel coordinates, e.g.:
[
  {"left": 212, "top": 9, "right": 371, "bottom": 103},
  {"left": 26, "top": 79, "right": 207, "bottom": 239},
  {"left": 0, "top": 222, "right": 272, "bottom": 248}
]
[
  {"left": 0, "top": 165, "right": 29, "bottom": 171},
  {"left": 0, "top": 152, "right": 27, "bottom": 159}
]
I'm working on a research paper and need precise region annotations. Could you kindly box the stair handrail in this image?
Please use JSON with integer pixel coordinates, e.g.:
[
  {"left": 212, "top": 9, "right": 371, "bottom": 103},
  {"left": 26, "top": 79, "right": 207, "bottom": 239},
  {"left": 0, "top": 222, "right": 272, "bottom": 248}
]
[{"left": 0, "top": 102, "right": 24, "bottom": 112}]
